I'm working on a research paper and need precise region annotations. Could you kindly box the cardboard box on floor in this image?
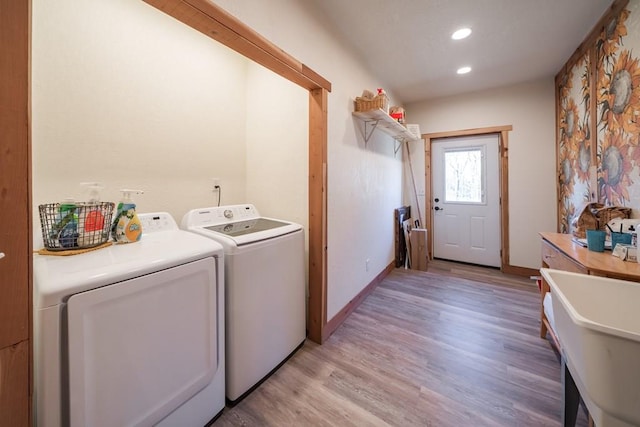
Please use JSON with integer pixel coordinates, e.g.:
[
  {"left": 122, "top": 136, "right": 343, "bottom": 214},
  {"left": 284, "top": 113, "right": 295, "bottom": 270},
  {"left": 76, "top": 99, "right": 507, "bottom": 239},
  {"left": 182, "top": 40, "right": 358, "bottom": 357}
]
[{"left": 410, "top": 228, "right": 428, "bottom": 271}]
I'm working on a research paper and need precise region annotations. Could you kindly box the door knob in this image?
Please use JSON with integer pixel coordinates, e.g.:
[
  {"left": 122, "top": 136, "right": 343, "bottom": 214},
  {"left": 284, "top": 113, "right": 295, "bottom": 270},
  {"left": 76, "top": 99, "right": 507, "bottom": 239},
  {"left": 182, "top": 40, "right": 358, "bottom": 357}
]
[
  {"left": 434, "top": 206, "right": 443, "bottom": 211},
  {"left": 434, "top": 198, "right": 440, "bottom": 203},
  {"left": 0, "top": 252, "right": 4, "bottom": 260}
]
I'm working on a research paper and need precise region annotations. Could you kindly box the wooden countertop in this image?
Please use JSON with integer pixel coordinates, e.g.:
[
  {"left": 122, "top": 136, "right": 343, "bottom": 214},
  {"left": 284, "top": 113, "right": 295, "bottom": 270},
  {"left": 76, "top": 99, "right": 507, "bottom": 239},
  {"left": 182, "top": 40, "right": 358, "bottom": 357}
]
[{"left": 540, "top": 232, "right": 640, "bottom": 281}]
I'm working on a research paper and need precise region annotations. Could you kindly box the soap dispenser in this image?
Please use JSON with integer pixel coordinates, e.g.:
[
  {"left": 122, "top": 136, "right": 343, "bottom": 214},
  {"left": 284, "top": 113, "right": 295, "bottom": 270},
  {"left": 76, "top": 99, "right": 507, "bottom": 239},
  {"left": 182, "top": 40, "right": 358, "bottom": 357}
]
[{"left": 111, "top": 189, "right": 143, "bottom": 243}]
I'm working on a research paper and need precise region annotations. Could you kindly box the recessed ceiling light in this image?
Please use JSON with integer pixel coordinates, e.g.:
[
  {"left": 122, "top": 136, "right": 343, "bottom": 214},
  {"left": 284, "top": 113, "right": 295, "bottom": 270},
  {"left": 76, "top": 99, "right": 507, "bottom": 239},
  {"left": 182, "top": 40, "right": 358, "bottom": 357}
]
[
  {"left": 452, "top": 28, "right": 472, "bottom": 40},
  {"left": 457, "top": 66, "right": 472, "bottom": 75}
]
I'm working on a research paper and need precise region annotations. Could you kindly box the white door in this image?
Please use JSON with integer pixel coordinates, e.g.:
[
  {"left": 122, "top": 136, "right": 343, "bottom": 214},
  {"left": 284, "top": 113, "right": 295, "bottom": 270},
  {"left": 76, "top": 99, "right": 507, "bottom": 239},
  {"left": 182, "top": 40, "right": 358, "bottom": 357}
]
[{"left": 432, "top": 134, "right": 501, "bottom": 267}]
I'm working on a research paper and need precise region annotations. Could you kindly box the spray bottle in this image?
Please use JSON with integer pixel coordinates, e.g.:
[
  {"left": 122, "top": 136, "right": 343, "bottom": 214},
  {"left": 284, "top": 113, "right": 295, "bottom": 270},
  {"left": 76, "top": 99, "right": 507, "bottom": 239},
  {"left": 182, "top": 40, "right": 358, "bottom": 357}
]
[
  {"left": 111, "top": 189, "right": 144, "bottom": 243},
  {"left": 77, "top": 182, "right": 106, "bottom": 247}
]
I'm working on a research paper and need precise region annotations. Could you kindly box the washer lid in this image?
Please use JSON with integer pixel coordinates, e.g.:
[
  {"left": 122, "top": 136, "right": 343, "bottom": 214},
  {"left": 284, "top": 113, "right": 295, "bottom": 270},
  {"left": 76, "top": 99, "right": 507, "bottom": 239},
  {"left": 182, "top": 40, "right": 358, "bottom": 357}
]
[
  {"left": 182, "top": 205, "right": 302, "bottom": 246},
  {"left": 204, "top": 218, "right": 290, "bottom": 236},
  {"left": 34, "top": 229, "right": 223, "bottom": 308}
]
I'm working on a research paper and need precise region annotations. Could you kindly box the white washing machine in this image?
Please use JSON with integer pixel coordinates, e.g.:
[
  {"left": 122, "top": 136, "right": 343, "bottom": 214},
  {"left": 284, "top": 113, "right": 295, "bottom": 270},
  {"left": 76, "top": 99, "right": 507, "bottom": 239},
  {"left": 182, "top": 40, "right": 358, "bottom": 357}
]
[
  {"left": 181, "top": 204, "right": 306, "bottom": 404},
  {"left": 33, "top": 212, "right": 225, "bottom": 427}
]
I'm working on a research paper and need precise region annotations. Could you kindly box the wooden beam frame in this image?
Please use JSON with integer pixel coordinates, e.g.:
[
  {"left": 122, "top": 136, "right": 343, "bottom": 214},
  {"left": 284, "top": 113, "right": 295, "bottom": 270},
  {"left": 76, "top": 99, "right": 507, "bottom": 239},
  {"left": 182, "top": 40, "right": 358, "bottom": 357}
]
[
  {"left": 1, "top": 0, "right": 32, "bottom": 422},
  {"left": 143, "top": 0, "right": 330, "bottom": 343},
  {"left": 424, "top": 125, "right": 514, "bottom": 273},
  {"left": 144, "top": 0, "right": 331, "bottom": 92},
  {"left": 308, "top": 88, "right": 328, "bottom": 343}
]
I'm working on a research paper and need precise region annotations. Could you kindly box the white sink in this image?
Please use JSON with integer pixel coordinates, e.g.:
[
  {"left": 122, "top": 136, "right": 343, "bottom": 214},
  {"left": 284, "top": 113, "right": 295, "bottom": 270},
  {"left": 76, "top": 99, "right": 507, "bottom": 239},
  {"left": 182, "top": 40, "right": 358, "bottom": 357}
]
[{"left": 540, "top": 268, "right": 640, "bottom": 427}]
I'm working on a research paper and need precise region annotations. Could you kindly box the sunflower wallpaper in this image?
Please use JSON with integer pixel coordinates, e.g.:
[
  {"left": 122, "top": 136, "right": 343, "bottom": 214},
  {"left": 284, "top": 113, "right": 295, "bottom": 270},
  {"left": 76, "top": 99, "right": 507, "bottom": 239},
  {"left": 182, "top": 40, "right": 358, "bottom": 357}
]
[
  {"left": 556, "top": 0, "right": 640, "bottom": 233},
  {"left": 597, "top": 2, "right": 640, "bottom": 209},
  {"left": 557, "top": 54, "right": 591, "bottom": 233}
]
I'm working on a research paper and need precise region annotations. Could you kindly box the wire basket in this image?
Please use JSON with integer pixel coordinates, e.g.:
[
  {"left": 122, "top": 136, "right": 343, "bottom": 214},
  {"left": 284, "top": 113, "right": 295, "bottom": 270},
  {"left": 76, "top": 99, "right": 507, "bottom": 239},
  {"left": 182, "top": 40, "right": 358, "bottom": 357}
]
[{"left": 39, "top": 202, "right": 115, "bottom": 251}]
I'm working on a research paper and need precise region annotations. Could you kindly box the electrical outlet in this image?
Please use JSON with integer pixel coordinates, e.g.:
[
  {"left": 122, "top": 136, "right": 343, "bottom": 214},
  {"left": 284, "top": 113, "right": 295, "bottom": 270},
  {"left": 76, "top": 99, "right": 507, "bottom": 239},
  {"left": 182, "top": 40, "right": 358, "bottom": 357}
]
[{"left": 366, "top": 258, "right": 370, "bottom": 271}]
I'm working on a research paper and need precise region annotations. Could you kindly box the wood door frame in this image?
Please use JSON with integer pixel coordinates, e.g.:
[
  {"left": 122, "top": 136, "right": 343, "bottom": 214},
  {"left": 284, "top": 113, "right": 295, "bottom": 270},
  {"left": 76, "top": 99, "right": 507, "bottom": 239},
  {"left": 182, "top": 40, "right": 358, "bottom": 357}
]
[
  {"left": 143, "top": 0, "right": 330, "bottom": 343},
  {"left": 424, "top": 125, "right": 517, "bottom": 273},
  {"left": 1, "top": 0, "right": 32, "bottom": 423}
]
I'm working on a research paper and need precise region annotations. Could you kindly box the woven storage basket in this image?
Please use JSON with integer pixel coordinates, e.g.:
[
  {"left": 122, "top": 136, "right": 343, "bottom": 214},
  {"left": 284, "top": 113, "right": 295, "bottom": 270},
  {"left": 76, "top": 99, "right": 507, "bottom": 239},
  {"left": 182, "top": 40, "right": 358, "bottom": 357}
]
[
  {"left": 572, "top": 202, "right": 631, "bottom": 238},
  {"left": 355, "top": 93, "right": 389, "bottom": 113}
]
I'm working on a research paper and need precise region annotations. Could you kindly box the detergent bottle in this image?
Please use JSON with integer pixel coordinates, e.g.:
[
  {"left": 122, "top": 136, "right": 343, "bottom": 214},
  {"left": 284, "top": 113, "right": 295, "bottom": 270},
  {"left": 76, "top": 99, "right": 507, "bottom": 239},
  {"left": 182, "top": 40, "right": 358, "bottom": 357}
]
[
  {"left": 77, "top": 182, "right": 106, "bottom": 247},
  {"left": 111, "top": 189, "right": 143, "bottom": 243},
  {"left": 55, "top": 198, "right": 79, "bottom": 248}
]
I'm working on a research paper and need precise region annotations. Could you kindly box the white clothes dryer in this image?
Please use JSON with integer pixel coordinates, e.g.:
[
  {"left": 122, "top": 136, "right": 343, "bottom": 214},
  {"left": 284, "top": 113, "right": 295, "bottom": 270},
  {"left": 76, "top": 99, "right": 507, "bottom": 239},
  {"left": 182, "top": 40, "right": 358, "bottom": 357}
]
[
  {"left": 33, "top": 212, "right": 225, "bottom": 427},
  {"left": 181, "top": 204, "right": 306, "bottom": 404}
]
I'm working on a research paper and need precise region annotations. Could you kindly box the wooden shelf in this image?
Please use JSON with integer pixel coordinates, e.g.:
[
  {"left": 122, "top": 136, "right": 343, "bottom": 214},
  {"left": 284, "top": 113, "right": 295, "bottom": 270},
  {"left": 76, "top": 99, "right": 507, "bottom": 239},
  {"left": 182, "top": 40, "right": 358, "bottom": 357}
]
[{"left": 353, "top": 109, "right": 421, "bottom": 152}]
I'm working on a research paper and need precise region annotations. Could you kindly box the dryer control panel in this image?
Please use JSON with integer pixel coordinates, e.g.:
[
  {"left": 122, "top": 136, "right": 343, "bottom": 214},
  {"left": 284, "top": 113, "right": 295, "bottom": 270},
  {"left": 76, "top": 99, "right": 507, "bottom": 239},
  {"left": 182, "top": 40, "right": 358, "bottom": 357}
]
[{"left": 138, "top": 212, "right": 178, "bottom": 233}]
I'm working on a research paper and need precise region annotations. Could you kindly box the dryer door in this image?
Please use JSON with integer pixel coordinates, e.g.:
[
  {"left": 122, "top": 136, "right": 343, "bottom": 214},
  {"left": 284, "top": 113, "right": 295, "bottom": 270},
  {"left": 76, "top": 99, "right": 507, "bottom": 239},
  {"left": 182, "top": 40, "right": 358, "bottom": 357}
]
[{"left": 66, "top": 257, "right": 218, "bottom": 427}]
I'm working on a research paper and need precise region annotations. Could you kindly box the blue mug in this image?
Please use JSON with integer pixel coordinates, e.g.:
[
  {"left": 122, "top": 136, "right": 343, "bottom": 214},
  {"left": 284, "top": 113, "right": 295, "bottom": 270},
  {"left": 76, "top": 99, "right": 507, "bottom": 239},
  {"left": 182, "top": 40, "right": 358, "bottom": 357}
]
[
  {"left": 586, "top": 230, "right": 606, "bottom": 252},
  {"left": 611, "top": 232, "right": 632, "bottom": 251}
]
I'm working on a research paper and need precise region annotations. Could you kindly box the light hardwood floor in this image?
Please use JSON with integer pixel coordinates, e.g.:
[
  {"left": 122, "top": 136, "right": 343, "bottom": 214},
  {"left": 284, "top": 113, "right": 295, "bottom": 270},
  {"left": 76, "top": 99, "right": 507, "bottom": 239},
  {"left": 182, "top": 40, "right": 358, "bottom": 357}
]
[{"left": 214, "top": 260, "right": 588, "bottom": 426}]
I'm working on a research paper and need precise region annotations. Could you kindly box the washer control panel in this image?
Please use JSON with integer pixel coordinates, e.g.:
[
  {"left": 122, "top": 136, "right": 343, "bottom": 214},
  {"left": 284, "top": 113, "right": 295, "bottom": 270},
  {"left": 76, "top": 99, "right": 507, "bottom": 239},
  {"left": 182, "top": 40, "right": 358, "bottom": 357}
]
[{"left": 185, "top": 204, "right": 260, "bottom": 227}]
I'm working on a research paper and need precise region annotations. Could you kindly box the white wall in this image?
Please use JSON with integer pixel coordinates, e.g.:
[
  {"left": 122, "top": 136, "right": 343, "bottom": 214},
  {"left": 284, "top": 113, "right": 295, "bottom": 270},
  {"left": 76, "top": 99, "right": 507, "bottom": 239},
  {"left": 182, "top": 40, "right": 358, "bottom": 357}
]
[
  {"left": 245, "top": 63, "right": 309, "bottom": 228},
  {"left": 32, "top": 0, "right": 247, "bottom": 228},
  {"left": 32, "top": 0, "right": 403, "bottom": 321},
  {"left": 32, "top": 0, "right": 309, "bottom": 246},
  {"left": 406, "top": 78, "right": 557, "bottom": 269},
  {"left": 211, "top": 0, "right": 404, "bottom": 319}
]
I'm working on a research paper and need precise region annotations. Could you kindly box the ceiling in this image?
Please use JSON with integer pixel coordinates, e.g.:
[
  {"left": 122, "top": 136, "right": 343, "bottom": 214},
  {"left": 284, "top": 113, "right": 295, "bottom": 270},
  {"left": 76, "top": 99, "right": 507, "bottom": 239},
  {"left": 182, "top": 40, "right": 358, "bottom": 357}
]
[{"left": 310, "top": 0, "right": 614, "bottom": 103}]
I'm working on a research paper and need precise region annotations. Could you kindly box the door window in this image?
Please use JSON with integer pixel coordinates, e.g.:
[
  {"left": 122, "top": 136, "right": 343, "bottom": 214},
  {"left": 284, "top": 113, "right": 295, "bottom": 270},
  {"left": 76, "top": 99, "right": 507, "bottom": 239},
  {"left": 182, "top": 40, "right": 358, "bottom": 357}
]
[{"left": 444, "top": 147, "right": 485, "bottom": 204}]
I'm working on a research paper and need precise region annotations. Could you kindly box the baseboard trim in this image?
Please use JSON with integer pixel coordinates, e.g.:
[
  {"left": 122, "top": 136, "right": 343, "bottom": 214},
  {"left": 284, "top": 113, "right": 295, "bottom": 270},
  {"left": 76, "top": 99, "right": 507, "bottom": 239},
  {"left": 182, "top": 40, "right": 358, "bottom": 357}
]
[
  {"left": 322, "top": 261, "right": 395, "bottom": 342},
  {"left": 503, "top": 264, "right": 538, "bottom": 277}
]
